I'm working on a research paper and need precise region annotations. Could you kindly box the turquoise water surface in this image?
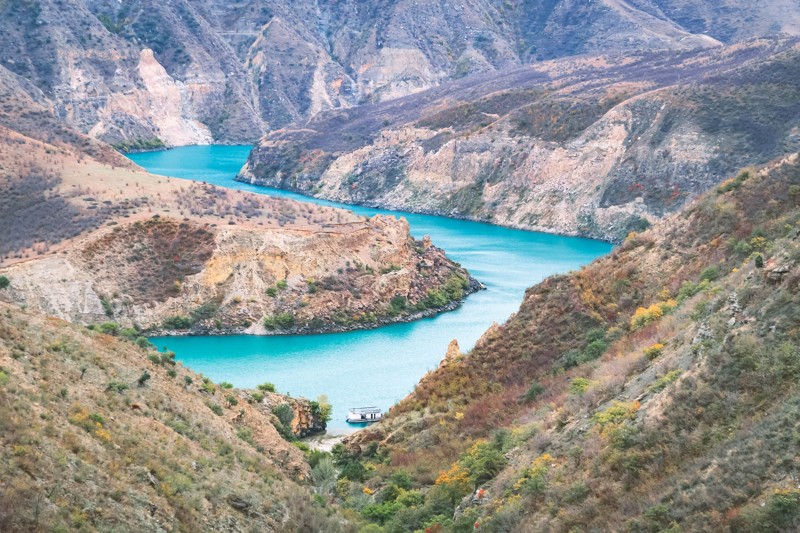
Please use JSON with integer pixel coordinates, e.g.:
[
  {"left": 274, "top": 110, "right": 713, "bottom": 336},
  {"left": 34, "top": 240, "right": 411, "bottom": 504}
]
[{"left": 131, "top": 146, "right": 612, "bottom": 431}]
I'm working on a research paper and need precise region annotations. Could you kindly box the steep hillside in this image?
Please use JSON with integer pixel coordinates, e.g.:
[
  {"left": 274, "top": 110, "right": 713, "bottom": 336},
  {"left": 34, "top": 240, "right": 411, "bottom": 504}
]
[
  {"left": 0, "top": 300, "right": 352, "bottom": 532},
  {"left": 2, "top": 0, "right": 798, "bottom": 145},
  {"left": 323, "top": 155, "right": 800, "bottom": 531},
  {"left": 242, "top": 39, "right": 800, "bottom": 241},
  {"left": 0, "top": 121, "right": 477, "bottom": 335},
  {"left": 1, "top": 213, "right": 478, "bottom": 335}
]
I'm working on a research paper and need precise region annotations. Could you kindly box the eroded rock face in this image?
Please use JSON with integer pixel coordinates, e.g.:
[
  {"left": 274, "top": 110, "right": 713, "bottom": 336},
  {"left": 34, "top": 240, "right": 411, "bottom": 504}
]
[
  {"left": 0, "top": 216, "right": 478, "bottom": 335},
  {"left": 2, "top": 0, "right": 796, "bottom": 145},
  {"left": 241, "top": 40, "right": 800, "bottom": 241}
]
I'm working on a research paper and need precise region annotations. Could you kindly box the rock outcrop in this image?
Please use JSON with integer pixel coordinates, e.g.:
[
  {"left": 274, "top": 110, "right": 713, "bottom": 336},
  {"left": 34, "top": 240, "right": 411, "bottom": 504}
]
[
  {"left": 2, "top": 0, "right": 798, "bottom": 146},
  {"left": 241, "top": 39, "right": 800, "bottom": 241}
]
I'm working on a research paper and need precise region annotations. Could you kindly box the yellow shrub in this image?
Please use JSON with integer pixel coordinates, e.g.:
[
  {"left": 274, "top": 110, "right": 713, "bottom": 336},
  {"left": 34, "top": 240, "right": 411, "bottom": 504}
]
[
  {"left": 643, "top": 343, "right": 665, "bottom": 360},
  {"left": 630, "top": 300, "right": 676, "bottom": 330}
]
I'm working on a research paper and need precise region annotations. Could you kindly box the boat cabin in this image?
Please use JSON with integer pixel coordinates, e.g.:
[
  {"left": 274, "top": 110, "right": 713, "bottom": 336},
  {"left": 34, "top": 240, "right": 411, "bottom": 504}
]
[{"left": 346, "top": 406, "right": 383, "bottom": 424}]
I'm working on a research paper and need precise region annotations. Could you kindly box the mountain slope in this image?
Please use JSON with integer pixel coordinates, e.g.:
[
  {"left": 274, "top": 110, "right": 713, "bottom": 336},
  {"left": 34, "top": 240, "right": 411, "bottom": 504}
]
[
  {"left": 2, "top": 0, "right": 798, "bottom": 146},
  {"left": 331, "top": 154, "right": 800, "bottom": 531},
  {"left": 0, "top": 300, "right": 352, "bottom": 532},
  {"left": 241, "top": 39, "right": 800, "bottom": 241},
  {"left": 0, "top": 70, "right": 476, "bottom": 335}
]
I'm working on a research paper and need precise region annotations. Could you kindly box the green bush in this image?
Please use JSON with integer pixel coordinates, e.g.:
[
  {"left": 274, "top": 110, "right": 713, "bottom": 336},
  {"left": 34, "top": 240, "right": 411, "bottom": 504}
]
[
  {"left": 276, "top": 279, "right": 288, "bottom": 290},
  {"left": 699, "top": 266, "right": 720, "bottom": 282},
  {"left": 444, "top": 273, "right": 469, "bottom": 300},
  {"left": 583, "top": 339, "right": 608, "bottom": 361},
  {"left": 569, "top": 378, "right": 592, "bottom": 395},
  {"left": 273, "top": 403, "right": 294, "bottom": 432},
  {"left": 310, "top": 394, "right": 333, "bottom": 422},
  {"left": 733, "top": 239, "right": 753, "bottom": 256},
  {"left": 0, "top": 276, "right": 9, "bottom": 289},
  {"left": 266, "top": 287, "right": 278, "bottom": 297},
  {"left": 105, "top": 381, "right": 128, "bottom": 393},
  {"left": 206, "top": 402, "right": 223, "bottom": 416},
  {"left": 264, "top": 312, "right": 295, "bottom": 329},
  {"left": 754, "top": 253, "right": 765, "bottom": 268},
  {"left": 250, "top": 391, "right": 264, "bottom": 403},
  {"left": 736, "top": 489, "right": 800, "bottom": 532},
  {"left": 201, "top": 378, "right": 216, "bottom": 395},
  {"left": 137, "top": 370, "right": 151, "bottom": 387},
  {"left": 257, "top": 382, "right": 276, "bottom": 392},
  {"left": 98, "top": 322, "right": 121, "bottom": 336},
  {"left": 390, "top": 295, "right": 407, "bottom": 313},
  {"left": 524, "top": 381, "right": 545, "bottom": 402},
  {"left": 420, "top": 289, "right": 449, "bottom": 309},
  {"left": 162, "top": 315, "right": 192, "bottom": 330},
  {"left": 717, "top": 170, "right": 750, "bottom": 194}
]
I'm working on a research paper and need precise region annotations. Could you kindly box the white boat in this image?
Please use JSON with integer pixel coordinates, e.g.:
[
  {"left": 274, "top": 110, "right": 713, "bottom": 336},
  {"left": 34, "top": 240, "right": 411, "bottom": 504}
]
[{"left": 346, "top": 407, "right": 383, "bottom": 424}]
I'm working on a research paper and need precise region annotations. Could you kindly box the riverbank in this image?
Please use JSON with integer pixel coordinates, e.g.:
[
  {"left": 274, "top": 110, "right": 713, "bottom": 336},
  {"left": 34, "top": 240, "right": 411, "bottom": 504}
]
[{"left": 146, "top": 276, "right": 484, "bottom": 337}]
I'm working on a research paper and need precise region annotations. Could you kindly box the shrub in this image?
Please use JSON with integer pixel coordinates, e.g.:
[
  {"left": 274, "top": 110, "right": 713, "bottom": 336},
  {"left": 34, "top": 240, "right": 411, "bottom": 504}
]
[
  {"left": 273, "top": 403, "right": 294, "bottom": 431},
  {"left": 630, "top": 300, "right": 676, "bottom": 330},
  {"left": 250, "top": 391, "right": 264, "bottom": 403},
  {"left": 220, "top": 381, "right": 234, "bottom": 389},
  {"left": 276, "top": 279, "right": 288, "bottom": 290},
  {"left": 444, "top": 273, "right": 469, "bottom": 300},
  {"left": 420, "top": 289, "right": 449, "bottom": 309},
  {"left": 524, "top": 381, "right": 545, "bottom": 402},
  {"left": 460, "top": 439, "right": 508, "bottom": 485},
  {"left": 699, "top": 266, "right": 720, "bottom": 282},
  {"left": 98, "top": 322, "right": 121, "bottom": 336},
  {"left": 569, "top": 378, "right": 592, "bottom": 395},
  {"left": 201, "top": 378, "right": 216, "bottom": 394},
  {"left": 339, "top": 460, "right": 367, "bottom": 482},
  {"left": 311, "top": 394, "right": 333, "bottom": 422},
  {"left": 257, "top": 382, "right": 276, "bottom": 392},
  {"left": 105, "top": 381, "right": 129, "bottom": 393},
  {"left": 643, "top": 343, "right": 665, "bottom": 360},
  {"left": 646, "top": 370, "right": 682, "bottom": 393},
  {"left": 183, "top": 375, "right": 193, "bottom": 387},
  {"left": 593, "top": 401, "right": 640, "bottom": 431},
  {"left": 225, "top": 394, "right": 238, "bottom": 407},
  {"left": 733, "top": 239, "right": 753, "bottom": 256},
  {"left": 677, "top": 280, "right": 708, "bottom": 302},
  {"left": 206, "top": 402, "right": 223, "bottom": 416},
  {"left": 264, "top": 312, "right": 295, "bottom": 329},
  {"left": 583, "top": 339, "right": 608, "bottom": 361},
  {"left": 266, "top": 287, "right": 277, "bottom": 297},
  {"left": 0, "top": 276, "right": 9, "bottom": 289},
  {"left": 390, "top": 295, "right": 407, "bottom": 313},
  {"left": 735, "top": 489, "right": 800, "bottom": 532},
  {"left": 754, "top": 253, "right": 765, "bottom": 268},
  {"left": 137, "top": 370, "right": 151, "bottom": 387},
  {"left": 162, "top": 315, "right": 192, "bottom": 330},
  {"left": 716, "top": 170, "right": 750, "bottom": 194},
  {"left": 312, "top": 456, "right": 338, "bottom": 495},
  {"left": 512, "top": 454, "right": 553, "bottom": 496}
]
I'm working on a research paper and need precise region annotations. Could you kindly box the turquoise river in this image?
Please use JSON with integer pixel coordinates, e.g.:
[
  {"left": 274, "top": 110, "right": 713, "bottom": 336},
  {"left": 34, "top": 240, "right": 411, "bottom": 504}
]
[{"left": 130, "top": 146, "right": 612, "bottom": 431}]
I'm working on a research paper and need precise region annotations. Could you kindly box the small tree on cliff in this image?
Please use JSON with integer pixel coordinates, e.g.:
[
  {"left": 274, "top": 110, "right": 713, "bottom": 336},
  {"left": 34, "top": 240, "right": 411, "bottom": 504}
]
[
  {"left": 311, "top": 395, "right": 333, "bottom": 422},
  {"left": 272, "top": 403, "right": 294, "bottom": 437}
]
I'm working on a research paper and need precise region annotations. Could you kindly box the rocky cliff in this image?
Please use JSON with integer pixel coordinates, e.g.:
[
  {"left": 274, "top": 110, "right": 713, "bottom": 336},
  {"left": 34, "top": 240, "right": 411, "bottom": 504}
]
[
  {"left": 242, "top": 39, "right": 800, "bottom": 241},
  {"left": 2, "top": 0, "right": 799, "bottom": 147},
  {"left": 1, "top": 214, "right": 477, "bottom": 335}
]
